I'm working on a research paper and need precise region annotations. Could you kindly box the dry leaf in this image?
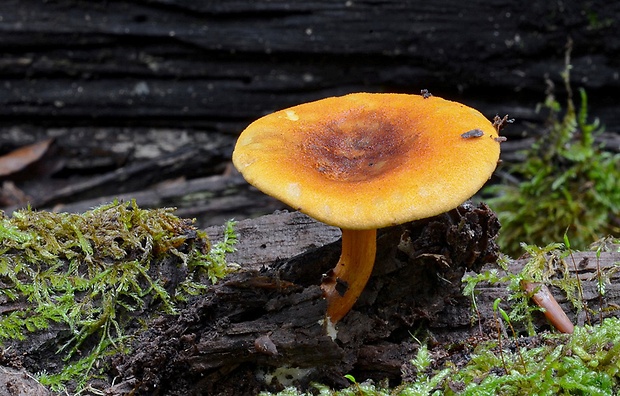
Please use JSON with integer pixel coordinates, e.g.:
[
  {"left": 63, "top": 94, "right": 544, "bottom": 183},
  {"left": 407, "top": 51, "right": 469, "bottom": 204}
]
[{"left": 0, "top": 138, "right": 56, "bottom": 178}]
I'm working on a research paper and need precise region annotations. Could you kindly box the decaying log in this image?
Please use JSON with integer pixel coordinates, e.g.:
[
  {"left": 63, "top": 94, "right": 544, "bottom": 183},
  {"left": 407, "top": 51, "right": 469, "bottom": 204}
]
[
  {"left": 207, "top": 210, "right": 620, "bottom": 337},
  {"left": 1, "top": 0, "right": 619, "bottom": 132},
  {"left": 0, "top": 0, "right": 619, "bottom": 230},
  {"left": 0, "top": 206, "right": 616, "bottom": 395},
  {"left": 105, "top": 204, "right": 619, "bottom": 395},
  {"left": 0, "top": 366, "right": 50, "bottom": 396},
  {"left": 106, "top": 203, "right": 500, "bottom": 394},
  {"left": 39, "top": 171, "right": 286, "bottom": 230}
]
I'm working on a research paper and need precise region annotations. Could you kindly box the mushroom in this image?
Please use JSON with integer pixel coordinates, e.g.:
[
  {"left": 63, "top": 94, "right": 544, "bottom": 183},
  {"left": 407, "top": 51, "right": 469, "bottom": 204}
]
[{"left": 232, "top": 92, "right": 501, "bottom": 322}]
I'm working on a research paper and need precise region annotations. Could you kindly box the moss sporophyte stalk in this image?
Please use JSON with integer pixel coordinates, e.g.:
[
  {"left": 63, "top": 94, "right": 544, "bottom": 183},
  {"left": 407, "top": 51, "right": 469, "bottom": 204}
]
[{"left": 0, "top": 200, "right": 237, "bottom": 392}]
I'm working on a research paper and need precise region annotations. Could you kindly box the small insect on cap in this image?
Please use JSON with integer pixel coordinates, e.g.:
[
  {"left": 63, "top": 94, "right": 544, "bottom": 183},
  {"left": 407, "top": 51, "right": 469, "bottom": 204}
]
[{"left": 233, "top": 92, "right": 501, "bottom": 230}]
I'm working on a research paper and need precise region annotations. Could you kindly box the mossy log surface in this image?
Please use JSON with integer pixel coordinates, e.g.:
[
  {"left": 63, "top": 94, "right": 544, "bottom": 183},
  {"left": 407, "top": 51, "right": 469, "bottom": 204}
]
[
  {"left": 0, "top": 3, "right": 618, "bottom": 390},
  {"left": 104, "top": 207, "right": 619, "bottom": 395},
  {"left": 0, "top": 207, "right": 618, "bottom": 395}
]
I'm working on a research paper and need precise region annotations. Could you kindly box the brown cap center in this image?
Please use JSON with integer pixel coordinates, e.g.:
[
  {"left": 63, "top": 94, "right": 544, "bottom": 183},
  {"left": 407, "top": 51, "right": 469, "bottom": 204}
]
[{"left": 301, "top": 112, "right": 412, "bottom": 182}]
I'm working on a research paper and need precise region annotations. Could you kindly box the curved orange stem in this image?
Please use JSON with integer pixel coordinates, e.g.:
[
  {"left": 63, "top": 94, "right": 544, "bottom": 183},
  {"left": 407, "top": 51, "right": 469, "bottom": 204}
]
[{"left": 320, "top": 228, "right": 377, "bottom": 322}]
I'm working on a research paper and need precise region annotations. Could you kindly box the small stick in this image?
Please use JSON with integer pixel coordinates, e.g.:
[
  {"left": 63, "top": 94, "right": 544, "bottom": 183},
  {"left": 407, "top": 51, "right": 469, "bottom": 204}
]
[{"left": 521, "top": 281, "right": 574, "bottom": 334}]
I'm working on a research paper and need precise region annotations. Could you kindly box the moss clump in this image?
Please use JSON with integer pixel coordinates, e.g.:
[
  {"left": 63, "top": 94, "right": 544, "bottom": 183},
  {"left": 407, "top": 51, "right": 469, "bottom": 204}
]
[
  {"left": 439, "top": 318, "right": 620, "bottom": 396},
  {"left": 485, "top": 49, "right": 620, "bottom": 257},
  {"left": 262, "top": 318, "right": 620, "bottom": 396},
  {"left": 258, "top": 240, "right": 620, "bottom": 396},
  {"left": 0, "top": 200, "right": 236, "bottom": 392},
  {"left": 464, "top": 241, "right": 589, "bottom": 336}
]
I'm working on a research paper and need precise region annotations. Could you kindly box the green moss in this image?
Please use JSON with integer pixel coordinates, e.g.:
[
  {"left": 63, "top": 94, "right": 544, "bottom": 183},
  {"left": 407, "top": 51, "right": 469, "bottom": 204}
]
[
  {"left": 262, "top": 317, "right": 620, "bottom": 396},
  {"left": 466, "top": 237, "right": 619, "bottom": 333},
  {"left": 584, "top": 8, "right": 614, "bottom": 30},
  {"left": 484, "top": 48, "right": 620, "bottom": 257},
  {"left": 465, "top": 242, "right": 583, "bottom": 336},
  {"left": 259, "top": 239, "right": 620, "bottom": 396},
  {"left": 0, "top": 200, "right": 237, "bottom": 392},
  {"left": 443, "top": 318, "right": 620, "bottom": 395}
]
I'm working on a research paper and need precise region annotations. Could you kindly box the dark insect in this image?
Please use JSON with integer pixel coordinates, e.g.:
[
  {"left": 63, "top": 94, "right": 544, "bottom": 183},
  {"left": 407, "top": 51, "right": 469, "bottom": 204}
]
[
  {"left": 421, "top": 89, "right": 432, "bottom": 99},
  {"left": 461, "top": 129, "right": 485, "bottom": 139}
]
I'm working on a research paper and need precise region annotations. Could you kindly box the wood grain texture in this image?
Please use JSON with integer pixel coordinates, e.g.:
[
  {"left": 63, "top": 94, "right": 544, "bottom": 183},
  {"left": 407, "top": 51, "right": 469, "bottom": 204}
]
[
  {"left": 0, "top": 0, "right": 618, "bottom": 227},
  {"left": 106, "top": 207, "right": 620, "bottom": 395},
  {"left": 1, "top": 0, "right": 619, "bottom": 132}
]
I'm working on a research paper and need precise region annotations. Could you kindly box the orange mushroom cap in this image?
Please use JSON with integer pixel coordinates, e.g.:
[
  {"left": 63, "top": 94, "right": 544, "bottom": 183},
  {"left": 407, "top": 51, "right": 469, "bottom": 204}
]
[{"left": 233, "top": 92, "right": 501, "bottom": 230}]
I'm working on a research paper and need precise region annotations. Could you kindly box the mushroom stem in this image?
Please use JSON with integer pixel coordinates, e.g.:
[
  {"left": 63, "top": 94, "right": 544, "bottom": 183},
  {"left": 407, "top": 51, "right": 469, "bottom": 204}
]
[{"left": 321, "top": 228, "right": 377, "bottom": 322}]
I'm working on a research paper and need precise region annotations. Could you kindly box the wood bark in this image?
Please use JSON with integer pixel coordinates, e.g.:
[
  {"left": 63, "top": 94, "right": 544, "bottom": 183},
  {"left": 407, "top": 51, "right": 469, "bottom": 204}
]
[
  {"left": 104, "top": 207, "right": 620, "bottom": 395},
  {"left": 0, "top": 1, "right": 618, "bottom": 229},
  {"left": 0, "top": 207, "right": 618, "bottom": 395},
  {"left": 0, "top": 0, "right": 619, "bottom": 131},
  {"left": 0, "top": 2, "right": 618, "bottom": 393}
]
